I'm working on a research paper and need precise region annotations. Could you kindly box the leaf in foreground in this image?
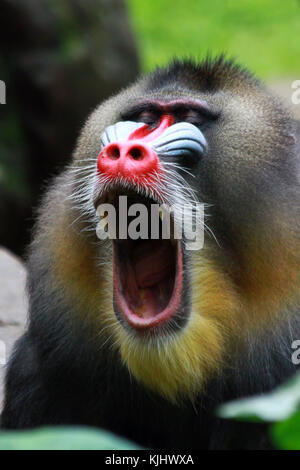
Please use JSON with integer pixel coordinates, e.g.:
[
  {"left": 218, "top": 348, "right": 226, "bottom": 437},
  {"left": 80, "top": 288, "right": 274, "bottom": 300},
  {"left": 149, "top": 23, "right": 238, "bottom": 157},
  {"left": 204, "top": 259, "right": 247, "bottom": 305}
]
[
  {"left": 0, "top": 426, "right": 141, "bottom": 450},
  {"left": 271, "top": 411, "right": 300, "bottom": 450},
  {"left": 217, "top": 372, "right": 300, "bottom": 422}
]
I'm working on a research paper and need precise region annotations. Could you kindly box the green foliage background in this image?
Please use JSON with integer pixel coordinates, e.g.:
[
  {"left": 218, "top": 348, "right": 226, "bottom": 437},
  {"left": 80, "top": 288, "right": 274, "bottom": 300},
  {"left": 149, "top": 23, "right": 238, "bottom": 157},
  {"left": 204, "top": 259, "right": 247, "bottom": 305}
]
[{"left": 128, "top": 0, "right": 300, "bottom": 77}]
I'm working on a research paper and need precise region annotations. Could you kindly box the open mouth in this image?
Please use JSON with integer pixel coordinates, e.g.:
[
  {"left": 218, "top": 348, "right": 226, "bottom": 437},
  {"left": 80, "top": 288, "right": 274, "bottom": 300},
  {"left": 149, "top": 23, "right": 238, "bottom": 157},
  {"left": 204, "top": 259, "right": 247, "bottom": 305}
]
[{"left": 96, "top": 190, "right": 184, "bottom": 331}]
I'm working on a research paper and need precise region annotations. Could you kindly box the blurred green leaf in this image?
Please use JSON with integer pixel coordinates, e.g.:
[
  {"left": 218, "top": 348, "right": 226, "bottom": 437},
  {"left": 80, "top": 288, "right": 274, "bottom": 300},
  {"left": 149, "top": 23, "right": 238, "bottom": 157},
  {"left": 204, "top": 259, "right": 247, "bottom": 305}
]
[
  {"left": 217, "top": 373, "right": 300, "bottom": 422},
  {"left": 272, "top": 411, "right": 300, "bottom": 450},
  {"left": 0, "top": 426, "right": 141, "bottom": 450}
]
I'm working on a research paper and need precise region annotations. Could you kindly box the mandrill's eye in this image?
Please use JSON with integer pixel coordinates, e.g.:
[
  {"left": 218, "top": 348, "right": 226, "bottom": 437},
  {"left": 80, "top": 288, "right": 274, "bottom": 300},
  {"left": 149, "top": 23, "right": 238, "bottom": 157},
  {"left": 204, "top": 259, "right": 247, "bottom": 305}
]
[
  {"left": 136, "top": 110, "right": 160, "bottom": 128},
  {"left": 176, "top": 108, "right": 207, "bottom": 128},
  {"left": 121, "top": 105, "right": 161, "bottom": 128}
]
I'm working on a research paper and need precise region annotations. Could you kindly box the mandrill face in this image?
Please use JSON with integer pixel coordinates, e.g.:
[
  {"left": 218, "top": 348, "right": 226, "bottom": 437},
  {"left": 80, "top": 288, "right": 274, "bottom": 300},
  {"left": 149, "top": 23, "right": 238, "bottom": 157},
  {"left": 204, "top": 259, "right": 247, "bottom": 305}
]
[{"left": 61, "top": 58, "right": 299, "bottom": 400}]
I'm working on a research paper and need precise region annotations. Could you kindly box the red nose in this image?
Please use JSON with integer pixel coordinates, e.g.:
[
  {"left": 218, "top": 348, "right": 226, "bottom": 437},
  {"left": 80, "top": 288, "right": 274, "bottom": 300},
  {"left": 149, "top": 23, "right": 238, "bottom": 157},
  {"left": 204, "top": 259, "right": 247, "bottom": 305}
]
[
  {"left": 97, "top": 140, "right": 159, "bottom": 180},
  {"left": 97, "top": 115, "right": 174, "bottom": 182}
]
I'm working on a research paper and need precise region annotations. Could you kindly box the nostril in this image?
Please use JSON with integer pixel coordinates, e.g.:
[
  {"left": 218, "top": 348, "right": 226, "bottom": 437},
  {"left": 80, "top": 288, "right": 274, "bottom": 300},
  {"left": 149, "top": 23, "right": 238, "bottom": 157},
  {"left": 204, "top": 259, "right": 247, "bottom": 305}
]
[
  {"left": 129, "top": 146, "right": 143, "bottom": 160},
  {"left": 106, "top": 144, "right": 120, "bottom": 160}
]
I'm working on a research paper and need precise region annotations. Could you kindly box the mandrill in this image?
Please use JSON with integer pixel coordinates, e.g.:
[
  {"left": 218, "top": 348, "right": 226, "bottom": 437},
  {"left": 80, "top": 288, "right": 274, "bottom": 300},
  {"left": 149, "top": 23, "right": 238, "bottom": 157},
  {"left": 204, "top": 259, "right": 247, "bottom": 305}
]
[{"left": 2, "top": 57, "right": 300, "bottom": 449}]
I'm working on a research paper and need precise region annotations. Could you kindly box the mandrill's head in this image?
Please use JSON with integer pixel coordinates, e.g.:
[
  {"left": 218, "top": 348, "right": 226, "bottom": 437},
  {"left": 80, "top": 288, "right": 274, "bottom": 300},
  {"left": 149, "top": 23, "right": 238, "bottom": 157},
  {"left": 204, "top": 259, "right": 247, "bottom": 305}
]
[{"left": 48, "top": 57, "right": 300, "bottom": 401}]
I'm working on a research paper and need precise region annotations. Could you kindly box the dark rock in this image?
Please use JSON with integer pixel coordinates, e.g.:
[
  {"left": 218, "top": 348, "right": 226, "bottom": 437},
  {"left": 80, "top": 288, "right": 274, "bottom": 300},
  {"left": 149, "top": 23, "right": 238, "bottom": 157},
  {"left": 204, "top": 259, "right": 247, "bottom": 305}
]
[{"left": 0, "top": 247, "right": 27, "bottom": 411}]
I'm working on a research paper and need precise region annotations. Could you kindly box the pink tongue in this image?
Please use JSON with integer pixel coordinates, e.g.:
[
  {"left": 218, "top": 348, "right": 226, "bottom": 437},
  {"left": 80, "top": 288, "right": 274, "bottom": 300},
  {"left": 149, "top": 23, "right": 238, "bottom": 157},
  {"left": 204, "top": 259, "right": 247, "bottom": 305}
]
[{"left": 133, "top": 241, "right": 174, "bottom": 288}]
